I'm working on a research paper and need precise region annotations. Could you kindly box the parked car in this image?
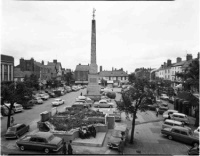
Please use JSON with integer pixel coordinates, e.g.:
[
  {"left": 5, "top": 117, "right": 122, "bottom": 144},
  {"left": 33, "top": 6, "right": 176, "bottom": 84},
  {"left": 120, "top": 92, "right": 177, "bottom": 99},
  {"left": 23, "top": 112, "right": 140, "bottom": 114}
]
[
  {"left": 158, "top": 103, "right": 169, "bottom": 114},
  {"left": 161, "top": 126, "right": 199, "bottom": 146},
  {"left": 107, "top": 124, "right": 129, "bottom": 149},
  {"left": 39, "top": 94, "right": 49, "bottom": 100},
  {"left": 163, "top": 110, "right": 178, "bottom": 120},
  {"left": 52, "top": 98, "right": 65, "bottom": 107},
  {"left": 16, "top": 132, "right": 63, "bottom": 154},
  {"left": 34, "top": 97, "right": 43, "bottom": 104},
  {"left": 93, "top": 100, "right": 114, "bottom": 108},
  {"left": 147, "top": 103, "right": 158, "bottom": 111},
  {"left": 5, "top": 103, "right": 23, "bottom": 113},
  {"left": 170, "top": 112, "right": 189, "bottom": 124},
  {"left": 188, "top": 145, "right": 199, "bottom": 155},
  {"left": 160, "top": 94, "right": 169, "bottom": 100},
  {"left": 5, "top": 123, "right": 29, "bottom": 139},
  {"left": 162, "top": 119, "right": 191, "bottom": 130},
  {"left": 72, "top": 102, "right": 89, "bottom": 109},
  {"left": 194, "top": 127, "right": 200, "bottom": 138}
]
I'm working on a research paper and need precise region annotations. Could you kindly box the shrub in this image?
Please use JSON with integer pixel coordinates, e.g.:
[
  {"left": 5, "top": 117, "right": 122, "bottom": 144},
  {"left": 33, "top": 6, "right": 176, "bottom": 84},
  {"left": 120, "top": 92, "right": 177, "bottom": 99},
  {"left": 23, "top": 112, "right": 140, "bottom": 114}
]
[{"left": 106, "top": 92, "right": 116, "bottom": 99}]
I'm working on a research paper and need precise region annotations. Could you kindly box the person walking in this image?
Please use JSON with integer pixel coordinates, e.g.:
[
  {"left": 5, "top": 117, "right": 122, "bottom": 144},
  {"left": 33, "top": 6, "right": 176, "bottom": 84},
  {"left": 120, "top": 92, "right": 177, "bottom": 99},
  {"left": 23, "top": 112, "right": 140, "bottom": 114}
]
[
  {"left": 80, "top": 92, "right": 82, "bottom": 96},
  {"left": 118, "top": 138, "right": 125, "bottom": 154},
  {"left": 156, "top": 107, "right": 159, "bottom": 117},
  {"left": 68, "top": 140, "right": 73, "bottom": 155},
  {"left": 10, "top": 116, "right": 14, "bottom": 126},
  {"left": 62, "top": 141, "right": 67, "bottom": 154}
]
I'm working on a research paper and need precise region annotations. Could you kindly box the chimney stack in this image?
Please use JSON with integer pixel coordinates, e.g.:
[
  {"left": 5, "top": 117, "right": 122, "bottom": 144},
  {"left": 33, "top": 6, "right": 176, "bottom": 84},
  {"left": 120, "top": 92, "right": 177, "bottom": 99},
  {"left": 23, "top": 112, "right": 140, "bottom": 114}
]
[
  {"left": 164, "top": 62, "right": 166, "bottom": 67},
  {"left": 186, "top": 54, "right": 193, "bottom": 61},
  {"left": 53, "top": 59, "right": 57, "bottom": 64},
  {"left": 167, "top": 59, "right": 171, "bottom": 67},
  {"left": 177, "top": 57, "right": 182, "bottom": 63},
  {"left": 41, "top": 60, "right": 44, "bottom": 65},
  {"left": 112, "top": 67, "right": 114, "bottom": 71},
  {"left": 198, "top": 52, "right": 200, "bottom": 59},
  {"left": 161, "top": 65, "right": 163, "bottom": 68}
]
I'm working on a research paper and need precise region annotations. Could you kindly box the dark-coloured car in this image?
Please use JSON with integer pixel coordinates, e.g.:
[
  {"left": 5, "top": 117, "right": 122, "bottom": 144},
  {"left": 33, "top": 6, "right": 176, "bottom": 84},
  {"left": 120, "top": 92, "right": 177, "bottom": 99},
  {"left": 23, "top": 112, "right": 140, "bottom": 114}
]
[
  {"left": 16, "top": 132, "right": 63, "bottom": 154},
  {"left": 107, "top": 124, "right": 129, "bottom": 149},
  {"left": 161, "top": 126, "right": 199, "bottom": 146},
  {"left": 5, "top": 123, "right": 29, "bottom": 139}
]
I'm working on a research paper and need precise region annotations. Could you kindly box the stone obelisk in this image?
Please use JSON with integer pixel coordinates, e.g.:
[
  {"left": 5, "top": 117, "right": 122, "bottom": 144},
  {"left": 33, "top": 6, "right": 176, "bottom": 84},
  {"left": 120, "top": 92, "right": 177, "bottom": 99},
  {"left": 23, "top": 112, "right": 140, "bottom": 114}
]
[{"left": 87, "top": 9, "right": 101, "bottom": 100}]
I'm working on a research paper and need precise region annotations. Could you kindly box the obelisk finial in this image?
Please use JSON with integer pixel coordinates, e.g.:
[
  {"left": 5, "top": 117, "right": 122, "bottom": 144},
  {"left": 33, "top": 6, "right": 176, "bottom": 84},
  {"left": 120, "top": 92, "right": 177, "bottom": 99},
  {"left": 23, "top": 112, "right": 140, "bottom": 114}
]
[{"left": 93, "top": 8, "right": 96, "bottom": 20}]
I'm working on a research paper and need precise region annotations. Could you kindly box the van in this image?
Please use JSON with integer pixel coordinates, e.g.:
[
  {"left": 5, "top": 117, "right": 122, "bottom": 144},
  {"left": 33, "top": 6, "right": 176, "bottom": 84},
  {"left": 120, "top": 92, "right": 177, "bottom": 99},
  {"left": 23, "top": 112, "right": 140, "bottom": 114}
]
[
  {"left": 170, "top": 113, "right": 189, "bottom": 124},
  {"left": 162, "top": 119, "right": 191, "bottom": 130}
]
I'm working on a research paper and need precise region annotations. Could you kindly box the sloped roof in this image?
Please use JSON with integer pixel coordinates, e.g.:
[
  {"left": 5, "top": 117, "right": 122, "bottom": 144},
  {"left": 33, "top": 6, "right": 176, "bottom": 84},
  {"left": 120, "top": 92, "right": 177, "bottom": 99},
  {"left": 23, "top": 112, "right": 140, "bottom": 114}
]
[
  {"left": 75, "top": 65, "right": 89, "bottom": 71},
  {"left": 14, "top": 68, "right": 32, "bottom": 78},
  {"left": 171, "top": 61, "right": 187, "bottom": 67},
  {"left": 99, "top": 70, "right": 128, "bottom": 77}
]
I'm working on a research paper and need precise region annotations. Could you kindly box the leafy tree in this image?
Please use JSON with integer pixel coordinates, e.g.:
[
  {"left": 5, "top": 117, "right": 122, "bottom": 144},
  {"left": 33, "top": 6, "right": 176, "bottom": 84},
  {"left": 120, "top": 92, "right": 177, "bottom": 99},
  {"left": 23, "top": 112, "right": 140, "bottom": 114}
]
[
  {"left": 24, "top": 74, "right": 39, "bottom": 90},
  {"left": 128, "top": 73, "right": 136, "bottom": 84},
  {"left": 1, "top": 82, "right": 33, "bottom": 129},
  {"left": 176, "top": 58, "right": 199, "bottom": 92},
  {"left": 116, "top": 78, "right": 155, "bottom": 144},
  {"left": 64, "top": 71, "right": 73, "bottom": 86}
]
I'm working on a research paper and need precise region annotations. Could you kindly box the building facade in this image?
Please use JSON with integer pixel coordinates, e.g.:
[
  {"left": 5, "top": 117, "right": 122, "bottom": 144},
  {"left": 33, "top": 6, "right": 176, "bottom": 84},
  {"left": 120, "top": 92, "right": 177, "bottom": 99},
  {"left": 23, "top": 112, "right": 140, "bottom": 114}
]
[
  {"left": 74, "top": 64, "right": 89, "bottom": 84},
  {"left": 1, "top": 54, "right": 14, "bottom": 82}
]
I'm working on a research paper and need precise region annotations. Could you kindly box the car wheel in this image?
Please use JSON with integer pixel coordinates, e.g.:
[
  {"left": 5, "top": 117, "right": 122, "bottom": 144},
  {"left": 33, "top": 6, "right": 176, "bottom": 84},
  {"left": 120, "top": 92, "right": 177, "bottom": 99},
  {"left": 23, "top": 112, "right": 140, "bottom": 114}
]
[
  {"left": 193, "top": 142, "right": 199, "bottom": 147},
  {"left": 168, "top": 135, "right": 173, "bottom": 140},
  {"left": 20, "top": 145, "right": 25, "bottom": 151},
  {"left": 44, "top": 148, "right": 50, "bottom": 154},
  {"left": 109, "top": 105, "right": 112, "bottom": 108}
]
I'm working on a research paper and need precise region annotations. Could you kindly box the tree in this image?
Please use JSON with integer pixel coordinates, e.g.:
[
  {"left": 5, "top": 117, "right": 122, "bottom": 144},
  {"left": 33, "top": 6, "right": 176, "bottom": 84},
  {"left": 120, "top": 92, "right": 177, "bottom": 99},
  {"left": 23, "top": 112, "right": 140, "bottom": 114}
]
[
  {"left": 128, "top": 73, "right": 136, "bottom": 84},
  {"left": 176, "top": 58, "right": 199, "bottom": 92},
  {"left": 116, "top": 78, "right": 155, "bottom": 144},
  {"left": 24, "top": 74, "right": 39, "bottom": 90},
  {"left": 1, "top": 82, "right": 33, "bottom": 128},
  {"left": 64, "top": 72, "right": 73, "bottom": 86}
]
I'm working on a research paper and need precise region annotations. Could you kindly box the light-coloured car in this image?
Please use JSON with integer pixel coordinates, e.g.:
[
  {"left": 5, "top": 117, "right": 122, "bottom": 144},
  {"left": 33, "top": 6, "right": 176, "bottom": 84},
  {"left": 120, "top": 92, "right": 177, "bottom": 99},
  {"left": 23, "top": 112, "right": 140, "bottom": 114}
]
[
  {"left": 40, "top": 94, "right": 49, "bottom": 100},
  {"left": 5, "top": 103, "right": 23, "bottom": 113},
  {"left": 35, "top": 97, "right": 43, "bottom": 104},
  {"left": 170, "top": 112, "right": 189, "bottom": 124},
  {"left": 93, "top": 100, "right": 114, "bottom": 108},
  {"left": 163, "top": 110, "right": 178, "bottom": 120},
  {"left": 162, "top": 119, "right": 191, "bottom": 130},
  {"left": 160, "top": 94, "right": 169, "bottom": 100},
  {"left": 52, "top": 98, "right": 65, "bottom": 107}
]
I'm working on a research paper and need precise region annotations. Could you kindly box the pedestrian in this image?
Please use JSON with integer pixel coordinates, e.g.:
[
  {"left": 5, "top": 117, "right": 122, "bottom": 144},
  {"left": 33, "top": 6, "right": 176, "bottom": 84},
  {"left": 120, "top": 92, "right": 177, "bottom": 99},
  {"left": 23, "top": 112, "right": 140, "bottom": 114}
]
[
  {"left": 118, "top": 138, "right": 125, "bottom": 154},
  {"left": 80, "top": 92, "right": 82, "bottom": 96},
  {"left": 156, "top": 107, "right": 159, "bottom": 117},
  {"left": 62, "top": 141, "right": 67, "bottom": 154},
  {"left": 68, "top": 140, "right": 73, "bottom": 155},
  {"left": 10, "top": 116, "right": 14, "bottom": 126}
]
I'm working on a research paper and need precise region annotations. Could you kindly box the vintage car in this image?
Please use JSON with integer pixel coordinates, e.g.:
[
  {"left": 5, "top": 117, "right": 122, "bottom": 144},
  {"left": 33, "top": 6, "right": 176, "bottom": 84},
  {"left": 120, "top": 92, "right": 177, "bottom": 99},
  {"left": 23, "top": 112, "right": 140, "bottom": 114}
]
[
  {"left": 4, "top": 103, "right": 24, "bottom": 113},
  {"left": 39, "top": 94, "right": 49, "bottom": 100},
  {"left": 161, "top": 126, "right": 199, "bottom": 146},
  {"left": 93, "top": 100, "right": 114, "bottom": 108},
  {"left": 52, "top": 98, "right": 65, "bottom": 107},
  {"left": 163, "top": 110, "right": 178, "bottom": 120},
  {"left": 160, "top": 94, "right": 169, "bottom": 100},
  {"left": 34, "top": 97, "right": 43, "bottom": 104},
  {"left": 162, "top": 119, "right": 191, "bottom": 130},
  {"left": 170, "top": 112, "right": 189, "bottom": 124},
  {"left": 5, "top": 123, "right": 29, "bottom": 139},
  {"left": 16, "top": 132, "right": 63, "bottom": 154},
  {"left": 107, "top": 124, "right": 129, "bottom": 149},
  {"left": 158, "top": 103, "right": 169, "bottom": 114},
  {"left": 194, "top": 126, "right": 200, "bottom": 138},
  {"left": 72, "top": 102, "right": 89, "bottom": 109}
]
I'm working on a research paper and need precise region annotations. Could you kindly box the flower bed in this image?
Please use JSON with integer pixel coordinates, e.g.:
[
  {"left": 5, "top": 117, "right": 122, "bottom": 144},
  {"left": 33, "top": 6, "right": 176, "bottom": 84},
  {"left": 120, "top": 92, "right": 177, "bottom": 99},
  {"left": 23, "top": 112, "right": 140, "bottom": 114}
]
[{"left": 49, "top": 108, "right": 105, "bottom": 131}]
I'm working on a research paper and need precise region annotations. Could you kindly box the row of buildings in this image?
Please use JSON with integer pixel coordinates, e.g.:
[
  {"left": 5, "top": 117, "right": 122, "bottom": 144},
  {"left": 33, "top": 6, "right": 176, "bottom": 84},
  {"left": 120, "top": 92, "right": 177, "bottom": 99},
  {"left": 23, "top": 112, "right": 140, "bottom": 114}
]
[
  {"left": 74, "top": 64, "right": 129, "bottom": 86},
  {"left": 134, "top": 53, "right": 199, "bottom": 88},
  {"left": 1, "top": 54, "right": 71, "bottom": 85}
]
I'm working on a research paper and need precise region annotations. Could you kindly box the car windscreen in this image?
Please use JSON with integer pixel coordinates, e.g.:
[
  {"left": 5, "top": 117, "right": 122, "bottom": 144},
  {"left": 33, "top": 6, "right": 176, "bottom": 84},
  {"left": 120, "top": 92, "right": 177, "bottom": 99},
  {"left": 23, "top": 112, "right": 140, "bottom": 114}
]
[{"left": 111, "top": 130, "right": 122, "bottom": 138}]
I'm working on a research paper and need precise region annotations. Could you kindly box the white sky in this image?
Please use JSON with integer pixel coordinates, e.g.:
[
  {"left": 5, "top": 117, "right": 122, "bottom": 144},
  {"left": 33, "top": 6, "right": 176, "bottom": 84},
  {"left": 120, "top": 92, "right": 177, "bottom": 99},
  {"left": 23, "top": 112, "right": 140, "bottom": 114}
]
[{"left": 1, "top": 0, "right": 199, "bottom": 73}]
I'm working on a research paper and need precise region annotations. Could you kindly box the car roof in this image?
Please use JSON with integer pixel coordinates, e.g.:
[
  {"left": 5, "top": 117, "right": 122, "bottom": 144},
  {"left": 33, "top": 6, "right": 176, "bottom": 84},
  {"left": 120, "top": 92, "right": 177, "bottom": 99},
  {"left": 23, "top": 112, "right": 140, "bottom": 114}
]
[
  {"left": 167, "top": 110, "right": 178, "bottom": 112},
  {"left": 173, "top": 112, "right": 186, "bottom": 116},
  {"left": 11, "top": 123, "right": 23, "bottom": 128},
  {"left": 55, "top": 98, "right": 61, "bottom": 100},
  {"left": 165, "top": 119, "right": 182, "bottom": 124},
  {"left": 31, "top": 132, "right": 53, "bottom": 138},
  {"left": 172, "top": 126, "right": 189, "bottom": 131},
  {"left": 99, "top": 100, "right": 107, "bottom": 103}
]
